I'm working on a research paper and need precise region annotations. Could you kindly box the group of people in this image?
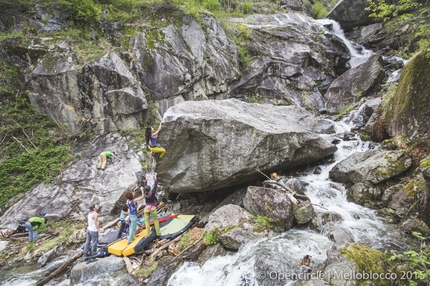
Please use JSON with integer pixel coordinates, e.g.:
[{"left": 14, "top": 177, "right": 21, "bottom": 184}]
[{"left": 84, "top": 123, "right": 165, "bottom": 256}]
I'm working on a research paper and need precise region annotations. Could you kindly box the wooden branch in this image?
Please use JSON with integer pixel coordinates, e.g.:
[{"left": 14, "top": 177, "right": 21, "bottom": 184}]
[
  {"left": 22, "top": 129, "right": 37, "bottom": 149},
  {"left": 35, "top": 251, "right": 83, "bottom": 286},
  {"left": 263, "top": 179, "right": 295, "bottom": 193},
  {"left": 0, "top": 133, "right": 7, "bottom": 146},
  {"left": 293, "top": 193, "right": 310, "bottom": 202},
  {"left": 149, "top": 234, "right": 183, "bottom": 259},
  {"left": 402, "top": 199, "right": 421, "bottom": 222},
  {"left": 255, "top": 167, "right": 271, "bottom": 180},
  {"left": 11, "top": 119, "right": 37, "bottom": 149},
  {"left": 171, "top": 234, "right": 203, "bottom": 262},
  {"left": 140, "top": 253, "right": 146, "bottom": 268},
  {"left": 11, "top": 135, "right": 30, "bottom": 152},
  {"left": 312, "top": 204, "right": 328, "bottom": 210},
  {"left": 123, "top": 256, "right": 134, "bottom": 274},
  {"left": 102, "top": 218, "right": 120, "bottom": 230}
]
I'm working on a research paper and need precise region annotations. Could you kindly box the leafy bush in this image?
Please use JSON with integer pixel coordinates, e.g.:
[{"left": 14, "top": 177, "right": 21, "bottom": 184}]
[
  {"left": 366, "top": 0, "right": 422, "bottom": 21},
  {"left": 203, "top": 0, "right": 221, "bottom": 12},
  {"left": 253, "top": 215, "right": 273, "bottom": 232},
  {"left": 388, "top": 232, "right": 430, "bottom": 285},
  {"left": 313, "top": 1, "right": 328, "bottom": 19},
  {"left": 177, "top": 233, "right": 195, "bottom": 251},
  {"left": 204, "top": 230, "right": 219, "bottom": 245},
  {"left": 242, "top": 1, "right": 252, "bottom": 14},
  {"left": 0, "top": 93, "right": 72, "bottom": 207},
  {"left": 60, "top": 0, "right": 102, "bottom": 23}
]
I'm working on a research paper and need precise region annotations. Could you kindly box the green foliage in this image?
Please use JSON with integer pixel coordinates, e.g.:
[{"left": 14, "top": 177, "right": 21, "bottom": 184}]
[
  {"left": 253, "top": 215, "right": 273, "bottom": 232},
  {"left": 0, "top": 94, "right": 72, "bottom": 207},
  {"left": 365, "top": 0, "right": 422, "bottom": 21},
  {"left": 313, "top": 1, "right": 328, "bottom": 19},
  {"left": 388, "top": 232, "right": 430, "bottom": 285},
  {"left": 134, "top": 264, "right": 158, "bottom": 279},
  {"left": 416, "top": 21, "right": 430, "bottom": 58},
  {"left": 60, "top": 0, "right": 102, "bottom": 23},
  {"left": 203, "top": 230, "right": 219, "bottom": 245},
  {"left": 242, "top": 1, "right": 253, "bottom": 14},
  {"left": 228, "top": 24, "right": 253, "bottom": 71},
  {"left": 177, "top": 232, "right": 195, "bottom": 252},
  {"left": 420, "top": 157, "right": 430, "bottom": 169},
  {"left": 59, "top": 228, "right": 74, "bottom": 244},
  {"left": 335, "top": 104, "right": 355, "bottom": 119},
  {"left": 26, "top": 241, "right": 37, "bottom": 252},
  {"left": 202, "top": 0, "right": 221, "bottom": 12},
  {"left": 0, "top": 61, "right": 23, "bottom": 96}
]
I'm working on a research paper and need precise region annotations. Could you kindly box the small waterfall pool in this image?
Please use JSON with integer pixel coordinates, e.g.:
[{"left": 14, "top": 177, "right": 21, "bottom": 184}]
[{"left": 167, "top": 108, "right": 407, "bottom": 286}]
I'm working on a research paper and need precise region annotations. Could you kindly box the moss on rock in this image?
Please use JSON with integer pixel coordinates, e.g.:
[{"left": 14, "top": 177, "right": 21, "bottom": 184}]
[
  {"left": 341, "top": 243, "right": 390, "bottom": 286},
  {"left": 384, "top": 51, "right": 430, "bottom": 141},
  {"left": 404, "top": 177, "right": 427, "bottom": 197}
]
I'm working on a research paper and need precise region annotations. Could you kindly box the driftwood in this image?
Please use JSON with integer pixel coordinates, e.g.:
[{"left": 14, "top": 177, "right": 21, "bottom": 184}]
[
  {"left": 35, "top": 251, "right": 83, "bottom": 286},
  {"left": 102, "top": 218, "right": 120, "bottom": 230},
  {"left": 262, "top": 179, "right": 310, "bottom": 204},
  {"left": 149, "top": 234, "right": 183, "bottom": 259},
  {"left": 140, "top": 253, "right": 146, "bottom": 267},
  {"left": 171, "top": 234, "right": 204, "bottom": 262},
  {"left": 123, "top": 256, "right": 134, "bottom": 274}
]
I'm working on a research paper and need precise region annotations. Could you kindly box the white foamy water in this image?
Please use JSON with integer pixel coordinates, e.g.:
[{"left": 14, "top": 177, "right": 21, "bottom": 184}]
[{"left": 317, "top": 19, "right": 373, "bottom": 68}]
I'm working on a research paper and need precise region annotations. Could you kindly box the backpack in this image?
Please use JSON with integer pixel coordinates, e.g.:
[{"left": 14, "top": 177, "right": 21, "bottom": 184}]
[{"left": 9, "top": 219, "right": 28, "bottom": 237}]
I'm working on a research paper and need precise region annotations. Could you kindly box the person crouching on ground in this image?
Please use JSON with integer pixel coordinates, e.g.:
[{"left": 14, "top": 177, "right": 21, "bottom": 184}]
[
  {"left": 84, "top": 204, "right": 101, "bottom": 256},
  {"left": 97, "top": 151, "right": 120, "bottom": 170},
  {"left": 117, "top": 205, "right": 129, "bottom": 240},
  {"left": 124, "top": 189, "right": 145, "bottom": 244},
  {"left": 25, "top": 217, "right": 48, "bottom": 242},
  {"left": 143, "top": 173, "right": 161, "bottom": 237},
  {"left": 145, "top": 122, "right": 166, "bottom": 159}
]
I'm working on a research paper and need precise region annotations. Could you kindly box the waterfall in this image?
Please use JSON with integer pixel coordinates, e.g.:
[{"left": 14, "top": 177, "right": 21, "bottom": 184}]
[{"left": 317, "top": 19, "right": 373, "bottom": 68}]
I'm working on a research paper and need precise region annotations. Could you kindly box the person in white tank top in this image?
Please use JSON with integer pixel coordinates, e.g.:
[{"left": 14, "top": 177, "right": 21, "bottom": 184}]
[{"left": 84, "top": 204, "right": 101, "bottom": 256}]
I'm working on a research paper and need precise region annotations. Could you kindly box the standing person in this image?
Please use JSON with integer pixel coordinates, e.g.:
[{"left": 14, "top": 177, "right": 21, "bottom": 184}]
[
  {"left": 97, "top": 151, "right": 120, "bottom": 170},
  {"left": 117, "top": 205, "right": 129, "bottom": 240},
  {"left": 145, "top": 122, "right": 166, "bottom": 159},
  {"left": 25, "top": 217, "right": 48, "bottom": 242},
  {"left": 84, "top": 204, "right": 101, "bottom": 256},
  {"left": 124, "top": 188, "right": 145, "bottom": 244},
  {"left": 143, "top": 173, "right": 161, "bottom": 237}
]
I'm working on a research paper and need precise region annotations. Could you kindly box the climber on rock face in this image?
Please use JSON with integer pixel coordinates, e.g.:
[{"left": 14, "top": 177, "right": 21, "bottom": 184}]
[
  {"left": 145, "top": 122, "right": 166, "bottom": 159},
  {"left": 97, "top": 151, "right": 120, "bottom": 170}
]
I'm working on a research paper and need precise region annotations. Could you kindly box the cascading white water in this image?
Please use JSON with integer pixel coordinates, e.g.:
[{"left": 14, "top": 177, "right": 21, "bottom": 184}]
[
  {"left": 167, "top": 108, "right": 406, "bottom": 286},
  {"left": 317, "top": 19, "right": 374, "bottom": 68}
]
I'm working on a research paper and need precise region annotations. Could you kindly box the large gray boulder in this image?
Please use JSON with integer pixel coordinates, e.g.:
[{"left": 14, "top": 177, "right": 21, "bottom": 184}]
[
  {"left": 0, "top": 133, "right": 143, "bottom": 229},
  {"left": 324, "top": 54, "right": 385, "bottom": 115},
  {"left": 130, "top": 14, "right": 239, "bottom": 107},
  {"left": 27, "top": 53, "right": 148, "bottom": 134},
  {"left": 384, "top": 51, "right": 430, "bottom": 141},
  {"left": 205, "top": 204, "right": 264, "bottom": 250},
  {"left": 227, "top": 13, "right": 350, "bottom": 111},
  {"left": 158, "top": 99, "right": 337, "bottom": 193},
  {"left": 70, "top": 255, "right": 125, "bottom": 284},
  {"left": 329, "top": 149, "right": 412, "bottom": 185},
  {"left": 327, "top": 0, "right": 374, "bottom": 31},
  {"left": 243, "top": 186, "right": 294, "bottom": 232}
]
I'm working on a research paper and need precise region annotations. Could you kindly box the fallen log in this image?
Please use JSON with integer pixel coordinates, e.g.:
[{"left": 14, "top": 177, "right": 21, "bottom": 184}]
[
  {"left": 35, "top": 251, "right": 83, "bottom": 286},
  {"left": 102, "top": 218, "right": 119, "bottom": 230},
  {"left": 123, "top": 256, "right": 134, "bottom": 274},
  {"left": 149, "top": 234, "right": 183, "bottom": 259}
]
